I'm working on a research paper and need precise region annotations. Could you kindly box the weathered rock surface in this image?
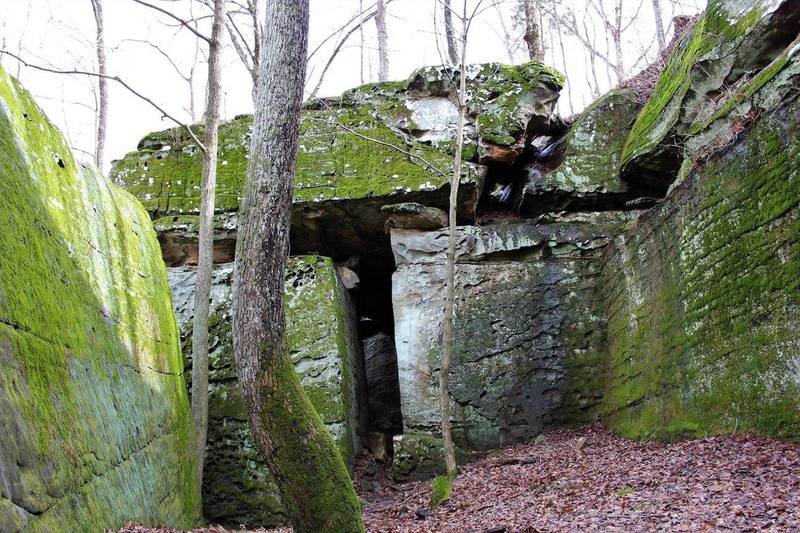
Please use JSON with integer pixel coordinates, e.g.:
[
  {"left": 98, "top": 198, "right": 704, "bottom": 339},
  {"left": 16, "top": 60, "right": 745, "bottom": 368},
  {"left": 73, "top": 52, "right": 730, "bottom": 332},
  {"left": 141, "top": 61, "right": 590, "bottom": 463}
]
[
  {"left": 598, "top": 44, "right": 800, "bottom": 441},
  {"left": 110, "top": 62, "right": 564, "bottom": 264},
  {"left": 363, "top": 332, "right": 402, "bottom": 432},
  {"left": 517, "top": 88, "right": 647, "bottom": 214},
  {"left": 168, "top": 257, "right": 366, "bottom": 528},
  {"left": 390, "top": 216, "right": 629, "bottom": 468},
  {"left": 620, "top": 0, "right": 800, "bottom": 191},
  {"left": 0, "top": 65, "right": 200, "bottom": 531}
]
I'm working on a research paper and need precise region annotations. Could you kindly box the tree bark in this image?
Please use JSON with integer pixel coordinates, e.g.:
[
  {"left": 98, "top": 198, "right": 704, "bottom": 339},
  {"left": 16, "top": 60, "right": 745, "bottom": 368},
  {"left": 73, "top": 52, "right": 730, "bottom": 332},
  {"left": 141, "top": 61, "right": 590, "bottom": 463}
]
[
  {"left": 521, "top": 0, "right": 544, "bottom": 61},
  {"left": 443, "top": 0, "right": 459, "bottom": 65},
  {"left": 191, "top": 0, "right": 225, "bottom": 483},
  {"left": 651, "top": 0, "right": 666, "bottom": 51},
  {"left": 440, "top": 2, "right": 468, "bottom": 480},
  {"left": 232, "top": 1, "right": 365, "bottom": 531},
  {"left": 90, "top": 0, "right": 107, "bottom": 170},
  {"left": 375, "top": 0, "right": 389, "bottom": 81}
]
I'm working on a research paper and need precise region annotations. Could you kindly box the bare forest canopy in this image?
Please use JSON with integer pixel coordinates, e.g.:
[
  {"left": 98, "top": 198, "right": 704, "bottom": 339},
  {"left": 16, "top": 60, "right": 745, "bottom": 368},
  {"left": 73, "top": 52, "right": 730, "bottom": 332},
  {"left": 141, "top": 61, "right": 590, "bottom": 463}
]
[{"left": 0, "top": 0, "right": 703, "bottom": 173}]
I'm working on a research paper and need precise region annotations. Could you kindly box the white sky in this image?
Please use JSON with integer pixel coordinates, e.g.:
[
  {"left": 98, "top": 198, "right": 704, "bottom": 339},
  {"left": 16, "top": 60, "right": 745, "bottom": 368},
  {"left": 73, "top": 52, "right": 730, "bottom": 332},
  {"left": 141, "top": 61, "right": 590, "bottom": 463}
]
[{"left": 0, "top": 0, "right": 703, "bottom": 173}]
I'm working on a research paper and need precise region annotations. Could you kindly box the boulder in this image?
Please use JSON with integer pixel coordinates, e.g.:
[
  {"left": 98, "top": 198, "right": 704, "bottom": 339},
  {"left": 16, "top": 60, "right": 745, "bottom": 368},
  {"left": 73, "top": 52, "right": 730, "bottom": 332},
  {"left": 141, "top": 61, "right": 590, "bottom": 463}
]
[
  {"left": 0, "top": 64, "right": 200, "bottom": 531},
  {"left": 390, "top": 215, "right": 628, "bottom": 464},
  {"left": 168, "top": 257, "right": 366, "bottom": 528},
  {"left": 382, "top": 202, "right": 448, "bottom": 231},
  {"left": 392, "top": 433, "right": 468, "bottom": 482},
  {"left": 517, "top": 89, "right": 645, "bottom": 215},
  {"left": 110, "top": 62, "right": 564, "bottom": 264}
]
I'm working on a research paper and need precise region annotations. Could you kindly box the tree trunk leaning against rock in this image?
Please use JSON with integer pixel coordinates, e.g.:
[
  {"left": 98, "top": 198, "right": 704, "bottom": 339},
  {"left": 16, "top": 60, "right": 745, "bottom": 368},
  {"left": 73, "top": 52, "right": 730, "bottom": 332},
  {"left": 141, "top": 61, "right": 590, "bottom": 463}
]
[
  {"left": 191, "top": 0, "right": 225, "bottom": 483},
  {"left": 231, "top": 0, "right": 365, "bottom": 531}
]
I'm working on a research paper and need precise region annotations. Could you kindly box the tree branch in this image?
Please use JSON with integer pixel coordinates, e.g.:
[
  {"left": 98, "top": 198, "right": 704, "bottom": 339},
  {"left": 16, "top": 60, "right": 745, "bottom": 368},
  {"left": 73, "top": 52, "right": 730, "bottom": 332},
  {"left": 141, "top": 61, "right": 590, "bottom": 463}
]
[
  {"left": 0, "top": 49, "right": 207, "bottom": 154},
  {"left": 130, "top": 0, "right": 212, "bottom": 44}
]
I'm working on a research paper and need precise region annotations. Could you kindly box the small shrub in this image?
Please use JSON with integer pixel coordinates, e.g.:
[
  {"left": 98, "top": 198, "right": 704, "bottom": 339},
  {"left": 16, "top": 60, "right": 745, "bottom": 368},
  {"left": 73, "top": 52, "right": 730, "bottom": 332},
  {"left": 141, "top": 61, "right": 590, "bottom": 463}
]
[{"left": 430, "top": 475, "right": 452, "bottom": 509}]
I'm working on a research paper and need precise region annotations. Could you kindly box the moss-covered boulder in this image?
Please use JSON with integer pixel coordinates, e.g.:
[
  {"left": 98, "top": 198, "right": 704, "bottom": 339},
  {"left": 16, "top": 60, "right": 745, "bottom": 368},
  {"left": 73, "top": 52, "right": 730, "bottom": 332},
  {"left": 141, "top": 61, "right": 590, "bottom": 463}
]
[
  {"left": 390, "top": 214, "right": 629, "bottom": 472},
  {"left": 599, "top": 79, "right": 800, "bottom": 441},
  {"left": 167, "top": 257, "right": 366, "bottom": 528},
  {"left": 620, "top": 0, "right": 800, "bottom": 191},
  {"left": 0, "top": 65, "right": 200, "bottom": 530},
  {"left": 517, "top": 88, "right": 643, "bottom": 215},
  {"left": 111, "top": 62, "right": 563, "bottom": 262}
]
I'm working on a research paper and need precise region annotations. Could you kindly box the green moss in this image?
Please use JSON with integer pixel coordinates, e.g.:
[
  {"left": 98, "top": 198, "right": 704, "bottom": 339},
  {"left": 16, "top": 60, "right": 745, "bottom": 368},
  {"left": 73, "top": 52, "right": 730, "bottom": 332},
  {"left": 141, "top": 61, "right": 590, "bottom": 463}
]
[
  {"left": 430, "top": 475, "right": 452, "bottom": 509},
  {"left": 254, "top": 353, "right": 365, "bottom": 533},
  {"left": 599, "top": 90, "right": 800, "bottom": 441},
  {"left": 113, "top": 61, "right": 563, "bottom": 218},
  {"left": 0, "top": 63, "right": 200, "bottom": 529},
  {"left": 621, "top": 0, "right": 770, "bottom": 170}
]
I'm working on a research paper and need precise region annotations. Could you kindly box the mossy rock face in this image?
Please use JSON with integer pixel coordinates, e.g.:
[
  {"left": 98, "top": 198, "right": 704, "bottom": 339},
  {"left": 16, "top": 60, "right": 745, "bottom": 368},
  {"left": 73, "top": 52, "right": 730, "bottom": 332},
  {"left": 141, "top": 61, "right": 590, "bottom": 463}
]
[
  {"left": 0, "top": 65, "right": 200, "bottom": 531},
  {"left": 620, "top": 0, "right": 800, "bottom": 191},
  {"left": 168, "top": 257, "right": 366, "bottom": 528},
  {"left": 111, "top": 62, "right": 562, "bottom": 262},
  {"left": 391, "top": 214, "right": 630, "bottom": 458},
  {"left": 598, "top": 89, "right": 800, "bottom": 441},
  {"left": 518, "top": 88, "right": 643, "bottom": 215},
  {"left": 392, "top": 433, "right": 468, "bottom": 482}
]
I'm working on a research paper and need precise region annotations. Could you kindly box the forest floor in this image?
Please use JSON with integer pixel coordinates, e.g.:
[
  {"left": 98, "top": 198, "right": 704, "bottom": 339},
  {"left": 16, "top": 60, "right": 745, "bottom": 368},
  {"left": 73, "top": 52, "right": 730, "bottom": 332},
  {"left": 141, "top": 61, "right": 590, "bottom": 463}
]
[{"left": 116, "top": 424, "right": 800, "bottom": 533}]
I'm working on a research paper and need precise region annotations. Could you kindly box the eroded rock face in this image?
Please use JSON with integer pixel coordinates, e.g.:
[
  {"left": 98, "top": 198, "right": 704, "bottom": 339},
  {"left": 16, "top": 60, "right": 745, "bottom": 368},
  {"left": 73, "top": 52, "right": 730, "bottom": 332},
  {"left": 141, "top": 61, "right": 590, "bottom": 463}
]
[
  {"left": 598, "top": 34, "right": 800, "bottom": 441},
  {"left": 0, "top": 65, "right": 200, "bottom": 531},
  {"left": 168, "top": 257, "right": 366, "bottom": 528},
  {"left": 110, "top": 62, "right": 564, "bottom": 263},
  {"left": 391, "top": 216, "right": 628, "bottom": 464},
  {"left": 620, "top": 0, "right": 800, "bottom": 190}
]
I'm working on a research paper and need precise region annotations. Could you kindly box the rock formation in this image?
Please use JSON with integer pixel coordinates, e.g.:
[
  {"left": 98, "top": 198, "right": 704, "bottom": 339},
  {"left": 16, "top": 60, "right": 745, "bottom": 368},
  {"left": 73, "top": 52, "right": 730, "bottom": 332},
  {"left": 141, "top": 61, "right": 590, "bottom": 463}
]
[
  {"left": 167, "top": 258, "right": 366, "bottom": 527},
  {"left": 106, "top": 0, "right": 800, "bottom": 524},
  {"left": 0, "top": 64, "right": 200, "bottom": 531}
]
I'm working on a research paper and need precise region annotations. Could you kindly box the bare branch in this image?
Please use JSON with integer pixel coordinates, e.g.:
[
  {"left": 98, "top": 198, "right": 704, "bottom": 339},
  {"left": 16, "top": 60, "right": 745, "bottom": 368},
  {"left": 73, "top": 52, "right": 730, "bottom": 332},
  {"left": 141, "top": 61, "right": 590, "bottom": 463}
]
[
  {"left": 1, "top": 49, "right": 207, "bottom": 154},
  {"left": 130, "top": 0, "right": 212, "bottom": 44}
]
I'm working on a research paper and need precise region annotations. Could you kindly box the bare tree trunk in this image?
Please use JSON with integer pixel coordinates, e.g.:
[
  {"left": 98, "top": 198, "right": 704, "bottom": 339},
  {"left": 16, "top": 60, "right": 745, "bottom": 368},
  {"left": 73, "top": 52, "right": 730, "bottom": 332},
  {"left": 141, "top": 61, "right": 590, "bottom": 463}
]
[
  {"left": 359, "top": 0, "right": 365, "bottom": 84},
  {"left": 553, "top": 2, "right": 574, "bottom": 114},
  {"left": 90, "top": 0, "right": 107, "bottom": 170},
  {"left": 232, "top": 1, "right": 365, "bottom": 531},
  {"left": 651, "top": 0, "right": 666, "bottom": 51},
  {"left": 443, "top": 0, "right": 459, "bottom": 64},
  {"left": 191, "top": 0, "right": 225, "bottom": 483},
  {"left": 375, "top": 0, "right": 389, "bottom": 81},
  {"left": 613, "top": 0, "right": 624, "bottom": 81},
  {"left": 521, "top": 0, "right": 544, "bottom": 61},
  {"left": 440, "top": 1, "right": 469, "bottom": 480}
]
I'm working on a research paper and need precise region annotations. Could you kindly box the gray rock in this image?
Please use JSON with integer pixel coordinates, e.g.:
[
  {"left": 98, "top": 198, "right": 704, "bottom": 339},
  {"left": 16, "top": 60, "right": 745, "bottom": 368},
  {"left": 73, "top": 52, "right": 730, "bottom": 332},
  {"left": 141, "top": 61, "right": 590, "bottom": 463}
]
[
  {"left": 169, "top": 257, "right": 367, "bottom": 528},
  {"left": 391, "top": 218, "right": 621, "bottom": 456}
]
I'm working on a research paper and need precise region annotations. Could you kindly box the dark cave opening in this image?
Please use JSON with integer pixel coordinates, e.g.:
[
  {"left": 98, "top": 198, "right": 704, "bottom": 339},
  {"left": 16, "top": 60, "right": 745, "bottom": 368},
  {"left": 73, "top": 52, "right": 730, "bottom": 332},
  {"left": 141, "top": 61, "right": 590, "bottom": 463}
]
[{"left": 345, "top": 255, "right": 404, "bottom": 438}]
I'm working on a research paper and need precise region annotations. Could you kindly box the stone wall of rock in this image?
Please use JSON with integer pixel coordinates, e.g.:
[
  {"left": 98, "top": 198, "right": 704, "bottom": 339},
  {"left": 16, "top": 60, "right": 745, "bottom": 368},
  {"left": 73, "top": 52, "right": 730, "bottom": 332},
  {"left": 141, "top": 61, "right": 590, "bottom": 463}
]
[
  {"left": 168, "top": 257, "right": 366, "bottom": 528},
  {"left": 597, "top": 0, "right": 800, "bottom": 440},
  {"left": 390, "top": 216, "right": 628, "bottom": 460},
  {"left": 0, "top": 65, "right": 200, "bottom": 531}
]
